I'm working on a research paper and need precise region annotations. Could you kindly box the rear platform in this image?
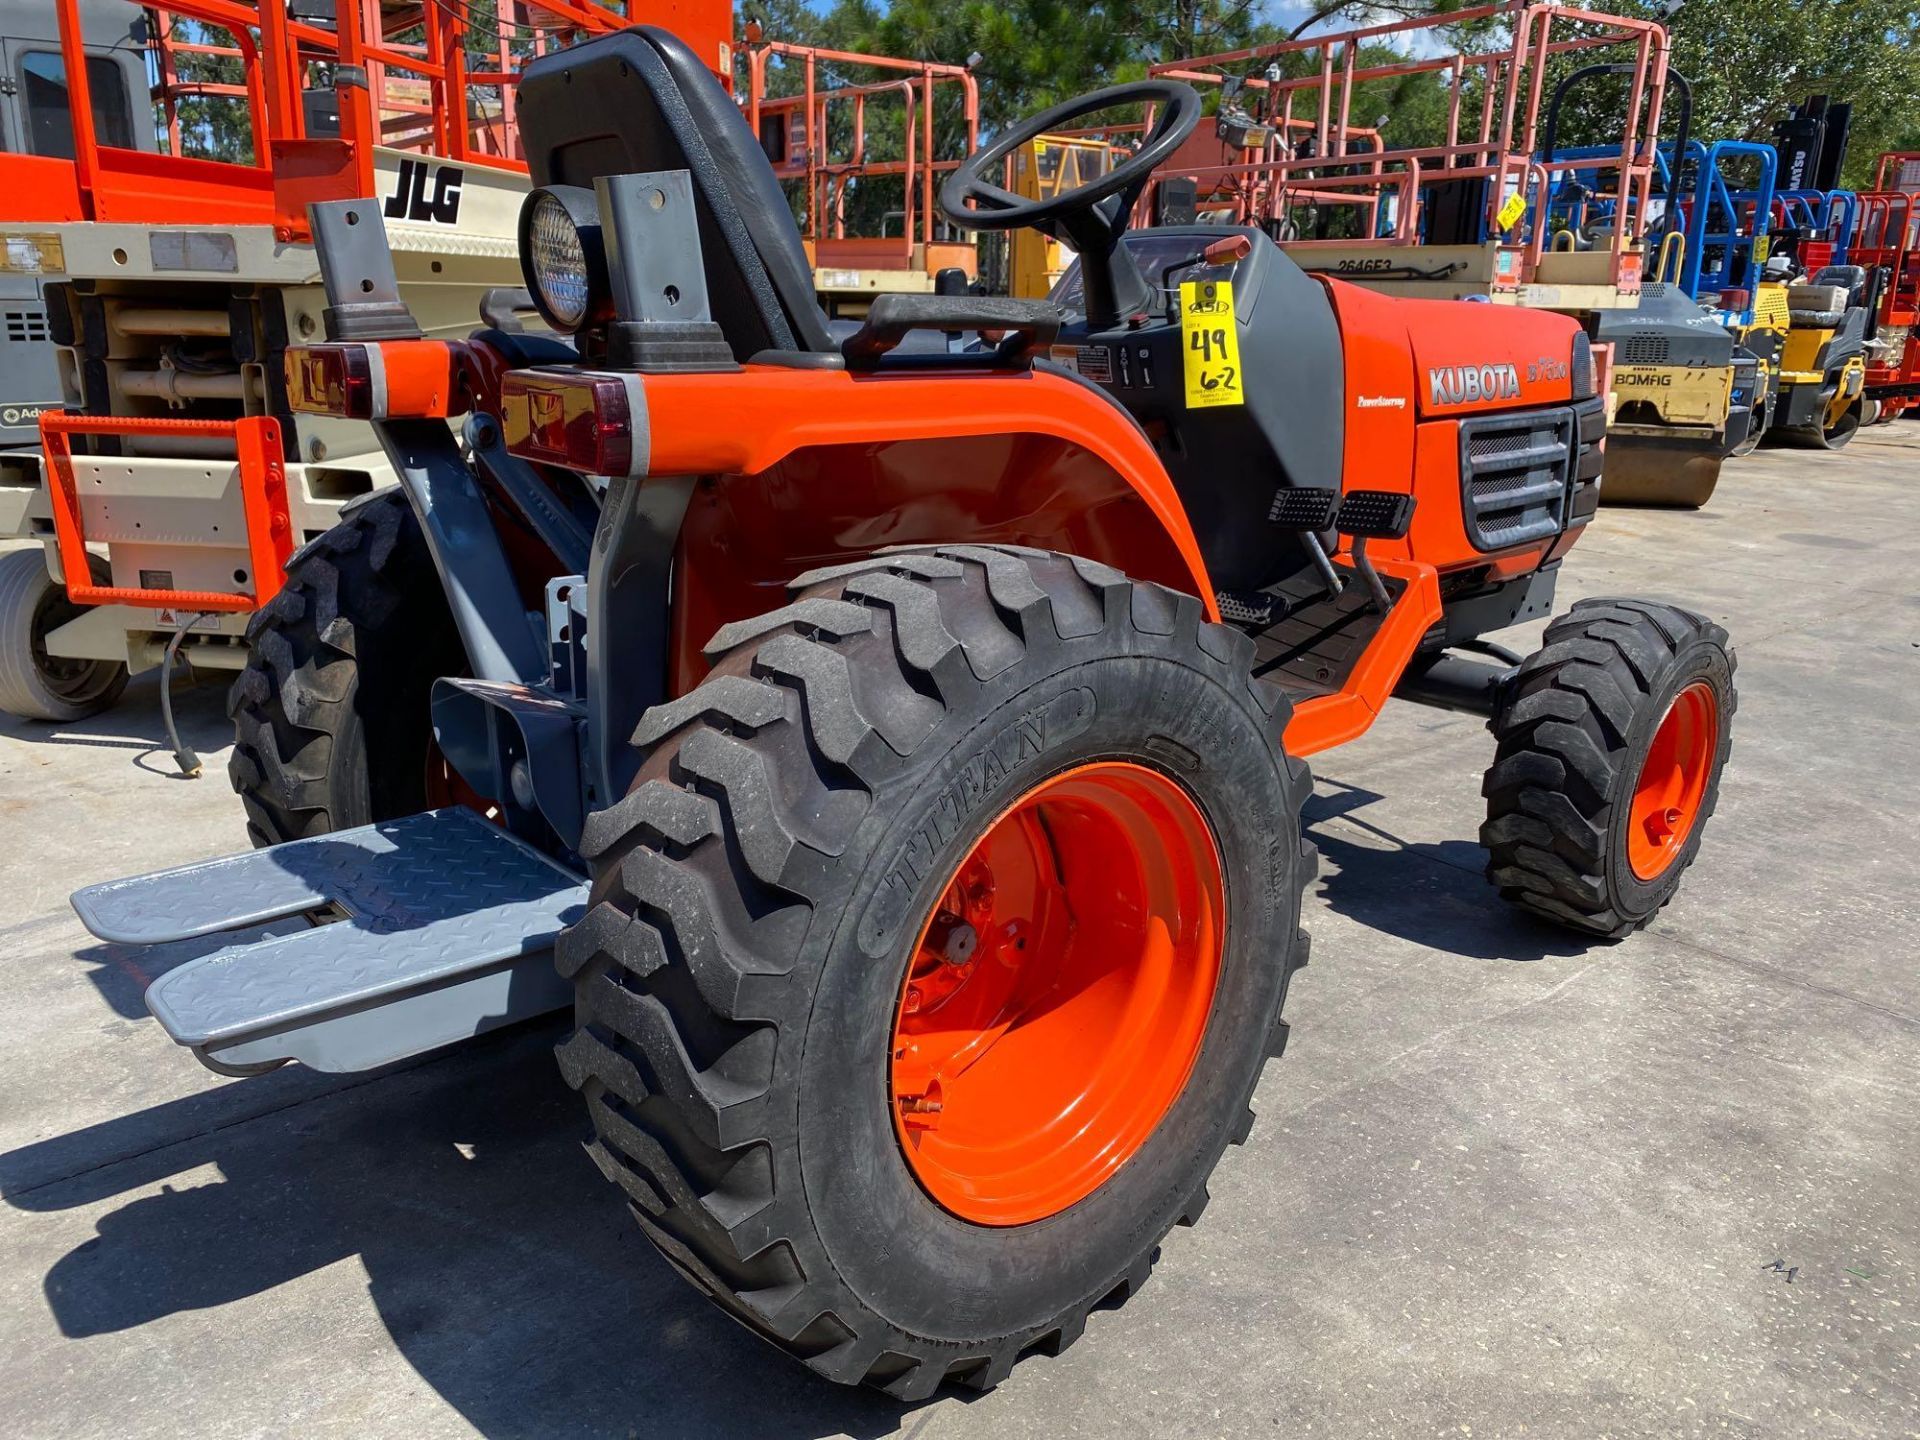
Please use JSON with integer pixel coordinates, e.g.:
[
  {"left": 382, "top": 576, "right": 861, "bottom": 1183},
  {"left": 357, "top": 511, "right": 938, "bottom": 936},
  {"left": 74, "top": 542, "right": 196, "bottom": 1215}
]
[{"left": 72, "top": 809, "right": 585, "bottom": 1075}]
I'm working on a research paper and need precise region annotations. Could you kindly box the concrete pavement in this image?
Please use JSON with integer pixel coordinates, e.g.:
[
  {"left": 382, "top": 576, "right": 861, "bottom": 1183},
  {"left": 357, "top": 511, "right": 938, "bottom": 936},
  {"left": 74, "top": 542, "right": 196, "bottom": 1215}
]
[{"left": 1, "top": 429, "right": 1916, "bottom": 1439}]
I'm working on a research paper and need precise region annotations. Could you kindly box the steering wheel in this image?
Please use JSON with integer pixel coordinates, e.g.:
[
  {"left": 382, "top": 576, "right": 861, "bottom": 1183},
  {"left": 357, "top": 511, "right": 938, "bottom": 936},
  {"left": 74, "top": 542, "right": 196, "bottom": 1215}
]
[
  {"left": 939, "top": 79, "right": 1203, "bottom": 236},
  {"left": 940, "top": 80, "right": 1203, "bottom": 326}
]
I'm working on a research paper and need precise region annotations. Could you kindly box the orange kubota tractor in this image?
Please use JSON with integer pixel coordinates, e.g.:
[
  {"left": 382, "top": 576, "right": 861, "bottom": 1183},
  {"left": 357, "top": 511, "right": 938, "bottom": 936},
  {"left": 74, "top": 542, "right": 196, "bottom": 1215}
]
[{"left": 73, "top": 27, "right": 1737, "bottom": 1398}]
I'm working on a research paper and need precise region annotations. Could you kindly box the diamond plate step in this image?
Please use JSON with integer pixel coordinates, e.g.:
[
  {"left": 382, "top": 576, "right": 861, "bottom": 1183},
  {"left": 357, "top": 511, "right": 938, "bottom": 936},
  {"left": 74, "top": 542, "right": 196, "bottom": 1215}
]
[{"left": 71, "top": 810, "right": 589, "bottom": 1074}]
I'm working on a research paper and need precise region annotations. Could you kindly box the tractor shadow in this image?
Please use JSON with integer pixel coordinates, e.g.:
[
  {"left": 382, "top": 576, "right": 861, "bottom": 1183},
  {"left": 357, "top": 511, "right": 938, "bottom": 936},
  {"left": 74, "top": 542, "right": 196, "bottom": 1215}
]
[
  {"left": 3, "top": 1025, "right": 915, "bottom": 1439},
  {"left": 1303, "top": 778, "right": 1592, "bottom": 964},
  {"left": 76, "top": 924, "right": 292, "bottom": 1022}
]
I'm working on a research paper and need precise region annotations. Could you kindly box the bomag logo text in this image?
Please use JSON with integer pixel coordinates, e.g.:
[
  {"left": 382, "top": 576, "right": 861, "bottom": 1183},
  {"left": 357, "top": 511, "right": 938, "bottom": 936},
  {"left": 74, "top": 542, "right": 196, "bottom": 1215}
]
[
  {"left": 1427, "top": 363, "right": 1521, "bottom": 407},
  {"left": 1617, "top": 370, "right": 1673, "bottom": 388}
]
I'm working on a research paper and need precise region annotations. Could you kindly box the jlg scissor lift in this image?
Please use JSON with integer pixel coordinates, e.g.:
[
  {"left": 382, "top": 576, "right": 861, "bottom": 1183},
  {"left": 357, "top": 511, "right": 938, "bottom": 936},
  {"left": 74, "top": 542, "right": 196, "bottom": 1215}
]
[
  {"left": 0, "top": 0, "right": 728, "bottom": 738},
  {"left": 0, "top": 0, "right": 154, "bottom": 460},
  {"left": 743, "top": 32, "right": 980, "bottom": 314},
  {"left": 1005, "top": 132, "right": 1130, "bottom": 299},
  {"left": 1859, "top": 153, "right": 1920, "bottom": 424}
]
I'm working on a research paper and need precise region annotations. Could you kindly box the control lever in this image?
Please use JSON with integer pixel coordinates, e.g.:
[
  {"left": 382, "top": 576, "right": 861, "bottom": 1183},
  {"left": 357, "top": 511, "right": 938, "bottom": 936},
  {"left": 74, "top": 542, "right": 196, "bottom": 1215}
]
[
  {"left": 1200, "top": 234, "right": 1254, "bottom": 266},
  {"left": 1163, "top": 233, "right": 1255, "bottom": 295}
]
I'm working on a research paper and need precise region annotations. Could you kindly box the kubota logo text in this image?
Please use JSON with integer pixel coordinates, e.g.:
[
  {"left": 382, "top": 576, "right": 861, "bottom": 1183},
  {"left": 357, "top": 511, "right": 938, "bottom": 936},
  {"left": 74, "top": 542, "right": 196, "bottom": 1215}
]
[{"left": 1427, "top": 363, "right": 1520, "bottom": 407}]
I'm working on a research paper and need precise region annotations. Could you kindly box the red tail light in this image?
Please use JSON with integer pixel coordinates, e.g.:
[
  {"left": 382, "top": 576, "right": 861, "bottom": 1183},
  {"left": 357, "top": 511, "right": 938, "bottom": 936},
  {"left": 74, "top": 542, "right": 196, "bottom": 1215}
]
[
  {"left": 287, "top": 343, "right": 378, "bottom": 418},
  {"left": 499, "top": 370, "right": 645, "bottom": 477},
  {"left": 285, "top": 340, "right": 466, "bottom": 419}
]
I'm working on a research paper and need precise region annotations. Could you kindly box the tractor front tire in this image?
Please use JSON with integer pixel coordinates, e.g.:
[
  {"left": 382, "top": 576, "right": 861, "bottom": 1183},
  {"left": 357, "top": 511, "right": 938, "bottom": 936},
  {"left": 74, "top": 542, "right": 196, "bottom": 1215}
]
[
  {"left": 1482, "top": 597, "right": 1734, "bottom": 938},
  {"left": 0, "top": 546, "right": 128, "bottom": 722},
  {"left": 555, "top": 546, "right": 1313, "bottom": 1396},
  {"left": 227, "top": 490, "right": 465, "bottom": 845}
]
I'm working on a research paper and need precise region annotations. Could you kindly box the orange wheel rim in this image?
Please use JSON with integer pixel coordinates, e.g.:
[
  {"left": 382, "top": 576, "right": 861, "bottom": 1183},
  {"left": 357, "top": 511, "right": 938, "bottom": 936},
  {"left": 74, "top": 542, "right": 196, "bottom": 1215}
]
[
  {"left": 1627, "top": 681, "right": 1718, "bottom": 881},
  {"left": 889, "top": 762, "right": 1225, "bottom": 1227}
]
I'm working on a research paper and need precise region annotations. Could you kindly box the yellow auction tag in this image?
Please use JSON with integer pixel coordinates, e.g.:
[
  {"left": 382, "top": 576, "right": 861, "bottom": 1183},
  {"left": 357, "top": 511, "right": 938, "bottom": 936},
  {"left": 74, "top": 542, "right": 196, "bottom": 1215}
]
[
  {"left": 1496, "top": 189, "right": 1527, "bottom": 232},
  {"left": 1180, "top": 278, "right": 1244, "bottom": 408}
]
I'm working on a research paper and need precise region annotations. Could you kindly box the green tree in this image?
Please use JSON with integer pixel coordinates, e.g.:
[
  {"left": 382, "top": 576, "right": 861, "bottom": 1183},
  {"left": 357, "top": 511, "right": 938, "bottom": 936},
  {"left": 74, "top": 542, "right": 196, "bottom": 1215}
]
[{"left": 162, "top": 20, "right": 254, "bottom": 163}]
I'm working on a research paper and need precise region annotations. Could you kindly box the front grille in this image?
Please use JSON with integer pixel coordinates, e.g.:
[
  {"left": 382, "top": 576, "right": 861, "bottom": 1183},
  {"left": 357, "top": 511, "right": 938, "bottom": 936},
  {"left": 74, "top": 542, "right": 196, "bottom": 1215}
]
[
  {"left": 4, "top": 307, "right": 50, "bottom": 344},
  {"left": 1621, "top": 334, "right": 1670, "bottom": 365},
  {"left": 1457, "top": 407, "right": 1576, "bottom": 550}
]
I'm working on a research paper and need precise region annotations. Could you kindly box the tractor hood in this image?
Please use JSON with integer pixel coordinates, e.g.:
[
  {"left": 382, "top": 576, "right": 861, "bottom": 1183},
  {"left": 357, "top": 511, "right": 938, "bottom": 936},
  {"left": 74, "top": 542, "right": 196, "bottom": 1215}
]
[{"left": 1391, "top": 294, "right": 1587, "bottom": 418}]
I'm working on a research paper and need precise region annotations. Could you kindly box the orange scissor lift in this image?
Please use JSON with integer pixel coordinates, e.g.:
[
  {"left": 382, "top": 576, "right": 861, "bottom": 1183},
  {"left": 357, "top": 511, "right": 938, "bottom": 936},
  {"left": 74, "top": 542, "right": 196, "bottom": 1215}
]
[
  {"left": 1858, "top": 153, "right": 1920, "bottom": 423},
  {"left": 0, "top": 0, "right": 728, "bottom": 736},
  {"left": 743, "top": 35, "right": 981, "bottom": 313},
  {"left": 1144, "top": 0, "right": 1669, "bottom": 311}
]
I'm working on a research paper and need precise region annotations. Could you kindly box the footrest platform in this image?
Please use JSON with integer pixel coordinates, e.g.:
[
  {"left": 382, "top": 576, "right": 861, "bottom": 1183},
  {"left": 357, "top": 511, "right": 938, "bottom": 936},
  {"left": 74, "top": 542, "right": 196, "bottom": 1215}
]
[{"left": 71, "top": 810, "right": 588, "bottom": 1074}]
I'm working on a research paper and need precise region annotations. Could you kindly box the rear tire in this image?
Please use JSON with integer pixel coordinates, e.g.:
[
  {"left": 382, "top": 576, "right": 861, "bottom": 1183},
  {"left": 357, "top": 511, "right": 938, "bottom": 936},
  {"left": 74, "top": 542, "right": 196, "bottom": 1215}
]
[
  {"left": 1482, "top": 598, "right": 1734, "bottom": 937},
  {"left": 0, "top": 546, "right": 128, "bottom": 722},
  {"left": 555, "top": 545, "right": 1313, "bottom": 1396},
  {"left": 226, "top": 490, "right": 465, "bottom": 845}
]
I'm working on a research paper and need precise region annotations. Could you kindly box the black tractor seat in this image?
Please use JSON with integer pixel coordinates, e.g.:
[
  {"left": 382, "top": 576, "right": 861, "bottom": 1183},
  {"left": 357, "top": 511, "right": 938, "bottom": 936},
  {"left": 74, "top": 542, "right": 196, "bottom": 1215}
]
[{"left": 517, "top": 26, "right": 836, "bottom": 360}]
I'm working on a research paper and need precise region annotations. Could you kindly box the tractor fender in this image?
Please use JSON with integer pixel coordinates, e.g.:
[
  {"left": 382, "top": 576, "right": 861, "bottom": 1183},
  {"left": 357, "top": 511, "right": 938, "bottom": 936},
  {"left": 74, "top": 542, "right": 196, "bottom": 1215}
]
[{"left": 637, "top": 364, "right": 1222, "bottom": 692}]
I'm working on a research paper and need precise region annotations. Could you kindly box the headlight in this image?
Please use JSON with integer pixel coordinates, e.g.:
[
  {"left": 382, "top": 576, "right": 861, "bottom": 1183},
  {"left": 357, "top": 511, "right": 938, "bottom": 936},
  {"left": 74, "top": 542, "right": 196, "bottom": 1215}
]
[
  {"left": 1570, "top": 329, "right": 1595, "bottom": 400},
  {"left": 518, "top": 185, "right": 606, "bottom": 333}
]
